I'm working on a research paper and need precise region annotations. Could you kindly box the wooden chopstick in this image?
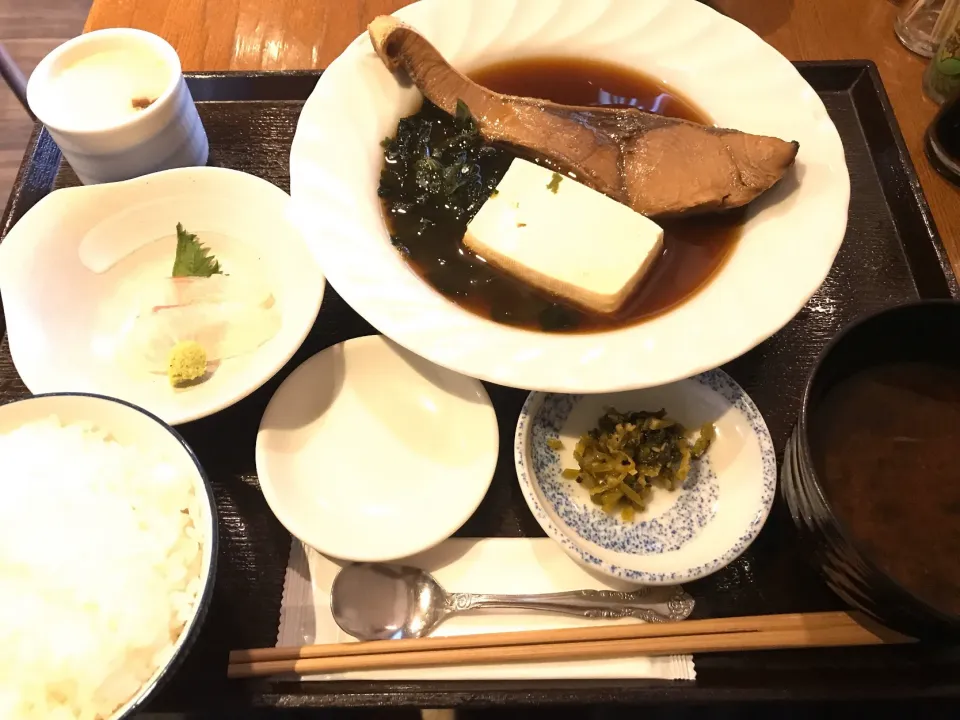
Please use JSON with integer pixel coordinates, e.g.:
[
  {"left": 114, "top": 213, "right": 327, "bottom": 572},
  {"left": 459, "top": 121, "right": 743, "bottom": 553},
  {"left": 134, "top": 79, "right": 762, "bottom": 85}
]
[
  {"left": 230, "top": 611, "right": 854, "bottom": 664},
  {"left": 228, "top": 625, "right": 894, "bottom": 679},
  {"left": 0, "top": 43, "right": 33, "bottom": 119},
  {"left": 228, "top": 611, "right": 913, "bottom": 679}
]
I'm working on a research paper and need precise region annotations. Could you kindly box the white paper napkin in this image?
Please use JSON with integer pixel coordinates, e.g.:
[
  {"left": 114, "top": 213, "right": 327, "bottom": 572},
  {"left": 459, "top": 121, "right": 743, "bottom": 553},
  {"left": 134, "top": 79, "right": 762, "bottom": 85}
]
[{"left": 277, "top": 537, "right": 695, "bottom": 681}]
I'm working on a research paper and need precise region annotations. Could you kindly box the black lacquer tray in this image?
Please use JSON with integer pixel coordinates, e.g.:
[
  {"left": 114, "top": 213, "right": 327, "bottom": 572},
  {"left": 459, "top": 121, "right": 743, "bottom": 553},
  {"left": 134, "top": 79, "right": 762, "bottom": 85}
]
[{"left": 2, "top": 63, "right": 960, "bottom": 712}]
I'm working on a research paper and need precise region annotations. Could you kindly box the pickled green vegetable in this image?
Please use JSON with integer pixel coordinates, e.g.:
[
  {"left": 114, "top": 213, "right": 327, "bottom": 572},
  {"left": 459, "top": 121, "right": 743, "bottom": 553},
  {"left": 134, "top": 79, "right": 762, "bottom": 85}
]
[{"left": 565, "top": 407, "right": 715, "bottom": 522}]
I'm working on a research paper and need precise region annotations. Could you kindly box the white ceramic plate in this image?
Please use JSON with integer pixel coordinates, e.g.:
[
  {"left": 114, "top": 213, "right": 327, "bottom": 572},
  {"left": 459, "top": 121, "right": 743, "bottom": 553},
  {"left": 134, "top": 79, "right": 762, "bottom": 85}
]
[
  {"left": 0, "top": 166, "right": 325, "bottom": 425},
  {"left": 255, "top": 335, "right": 499, "bottom": 562},
  {"left": 0, "top": 392, "right": 217, "bottom": 720},
  {"left": 289, "top": 0, "right": 849, "bottom": 393},
  {"left": 514, "top": 370, "right": 776, "bottom": 584}
]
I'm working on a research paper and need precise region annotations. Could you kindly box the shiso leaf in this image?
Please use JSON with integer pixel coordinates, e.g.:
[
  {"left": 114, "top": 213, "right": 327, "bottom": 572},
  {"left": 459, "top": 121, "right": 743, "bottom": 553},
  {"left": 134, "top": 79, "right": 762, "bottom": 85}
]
[{"left": 172, "top": 223, "right": 222, "bottom": 278}]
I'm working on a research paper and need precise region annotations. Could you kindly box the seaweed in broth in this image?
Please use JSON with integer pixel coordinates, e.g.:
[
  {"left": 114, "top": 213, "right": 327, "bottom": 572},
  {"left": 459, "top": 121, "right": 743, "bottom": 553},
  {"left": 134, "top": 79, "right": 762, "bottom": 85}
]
[{"left": 378, "top": 56, "right": 744, "bottom": 333}]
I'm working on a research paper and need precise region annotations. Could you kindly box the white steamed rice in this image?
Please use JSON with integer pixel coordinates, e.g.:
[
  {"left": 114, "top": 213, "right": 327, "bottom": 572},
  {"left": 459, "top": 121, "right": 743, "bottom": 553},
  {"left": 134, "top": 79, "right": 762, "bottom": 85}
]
[{"left": 0, "top": 416, "right": 204, "bottom": 720}]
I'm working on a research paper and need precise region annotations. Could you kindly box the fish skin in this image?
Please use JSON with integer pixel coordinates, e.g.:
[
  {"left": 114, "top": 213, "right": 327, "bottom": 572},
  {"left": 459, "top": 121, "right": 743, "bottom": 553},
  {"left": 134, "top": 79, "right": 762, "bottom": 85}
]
[{"left": 369, "top": 16, "right": 799, "bottom": 218}]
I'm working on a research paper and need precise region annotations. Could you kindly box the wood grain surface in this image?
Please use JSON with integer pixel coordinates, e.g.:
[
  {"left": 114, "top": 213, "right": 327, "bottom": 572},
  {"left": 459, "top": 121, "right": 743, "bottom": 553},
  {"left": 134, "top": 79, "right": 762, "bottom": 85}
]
[{"left": 82, "top": 0, "right": 960, "bottom": 273}]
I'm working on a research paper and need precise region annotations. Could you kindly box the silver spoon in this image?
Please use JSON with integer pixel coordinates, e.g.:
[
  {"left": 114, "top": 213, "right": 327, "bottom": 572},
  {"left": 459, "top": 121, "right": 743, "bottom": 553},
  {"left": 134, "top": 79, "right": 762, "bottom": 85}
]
[{"left": 330, "top": 562, "right": 695, "bottom": 640}]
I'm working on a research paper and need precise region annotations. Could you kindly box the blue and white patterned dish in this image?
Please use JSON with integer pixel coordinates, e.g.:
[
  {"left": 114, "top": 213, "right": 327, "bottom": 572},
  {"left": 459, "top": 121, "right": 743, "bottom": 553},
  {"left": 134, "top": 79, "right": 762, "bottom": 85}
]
[{"left": 514, "top": 369, "right": 776, "bottom": 585}]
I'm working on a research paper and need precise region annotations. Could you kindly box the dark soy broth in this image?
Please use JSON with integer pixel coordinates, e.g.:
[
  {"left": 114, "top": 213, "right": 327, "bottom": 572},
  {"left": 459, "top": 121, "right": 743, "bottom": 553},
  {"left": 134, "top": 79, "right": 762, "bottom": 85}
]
[
  {"left": 812, "top": 362, "right": 960, "bottom": 618},
  {"left": 473, "top": 56, "right": 706, "bottom": 121},
  {"left": 381, "top": 56, "right": 744, "bottom": 333}
]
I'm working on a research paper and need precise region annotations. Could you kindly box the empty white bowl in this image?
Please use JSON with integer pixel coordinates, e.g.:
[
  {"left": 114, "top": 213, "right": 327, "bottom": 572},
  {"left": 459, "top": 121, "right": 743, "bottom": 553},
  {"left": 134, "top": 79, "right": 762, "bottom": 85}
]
[
  {"left": 514, "top": 369, "right": 776, "bottom": 584},
  {"left": 0, "top": 166, "right": 325, "bottom": 425},
  {"left": 256, "top": 335, "right": 499, "bottom": 562}
]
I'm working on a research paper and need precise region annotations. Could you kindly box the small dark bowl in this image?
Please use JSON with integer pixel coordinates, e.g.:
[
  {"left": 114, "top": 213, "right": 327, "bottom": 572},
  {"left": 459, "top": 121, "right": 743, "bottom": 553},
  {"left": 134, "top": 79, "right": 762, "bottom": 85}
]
[
  {"left": 0, "top": 392, "right": 219, "bottom": 718},
  {"left": 781, "top": 300, "right": 960, "bottom": 641}
]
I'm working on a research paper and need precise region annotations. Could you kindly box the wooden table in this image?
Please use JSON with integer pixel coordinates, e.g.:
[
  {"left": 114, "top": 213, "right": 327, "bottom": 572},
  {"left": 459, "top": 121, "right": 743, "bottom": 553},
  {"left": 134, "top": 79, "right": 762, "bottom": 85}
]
[{"left": 83, "top": 0, "right": 960, "bottom": 273}]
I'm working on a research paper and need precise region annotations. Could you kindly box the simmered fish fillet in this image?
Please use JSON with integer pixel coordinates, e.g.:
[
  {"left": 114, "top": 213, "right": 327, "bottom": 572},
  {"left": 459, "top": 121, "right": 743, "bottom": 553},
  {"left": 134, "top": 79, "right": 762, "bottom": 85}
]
[{"left": 369, "top": 16, "right": 799, "bottom": 217}]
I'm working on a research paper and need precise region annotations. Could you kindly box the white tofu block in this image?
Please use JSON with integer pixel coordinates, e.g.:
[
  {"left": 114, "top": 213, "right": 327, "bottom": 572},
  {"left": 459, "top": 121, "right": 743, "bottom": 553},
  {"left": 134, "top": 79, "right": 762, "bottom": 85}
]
[{"left": 464, "top": 159, "right": 664, "bottom": 314}]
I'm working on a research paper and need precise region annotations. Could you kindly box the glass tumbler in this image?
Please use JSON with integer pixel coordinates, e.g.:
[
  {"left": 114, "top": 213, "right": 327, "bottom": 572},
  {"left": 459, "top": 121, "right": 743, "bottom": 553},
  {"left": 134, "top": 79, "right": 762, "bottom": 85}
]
[{"left": 896, "top": 0, "right": 958, "bottom": 57}]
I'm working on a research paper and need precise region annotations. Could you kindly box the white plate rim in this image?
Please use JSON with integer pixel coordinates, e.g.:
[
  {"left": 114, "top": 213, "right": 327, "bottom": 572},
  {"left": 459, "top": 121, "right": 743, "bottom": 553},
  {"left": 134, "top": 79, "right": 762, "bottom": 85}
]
[
  {"left": 0, "top": 165, "right": 326, "bottom": 426},
  {"left": 254, "top": 334, "right": 500, "bottom": 562}
]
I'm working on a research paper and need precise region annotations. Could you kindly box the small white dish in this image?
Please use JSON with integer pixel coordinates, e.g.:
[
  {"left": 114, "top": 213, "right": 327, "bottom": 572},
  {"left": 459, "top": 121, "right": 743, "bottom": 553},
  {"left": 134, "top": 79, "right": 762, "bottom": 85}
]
[
  {"left": 27, "top": 28, "right": 208, "bottom": 185},
  {"left": 0, "top": 166, "right": 325, "bottom": 426},
  {"left": 514, "top": 369, "right": 776, "bottom": 584},
  {"left": 256, "top": 334, "right": 499, "bottom": 562},
  {"left": 289, "top": 0, "right": 850, "bottom": 394},
  {"left": 0, "top": 392, "right": 217, "bottom": 720}
]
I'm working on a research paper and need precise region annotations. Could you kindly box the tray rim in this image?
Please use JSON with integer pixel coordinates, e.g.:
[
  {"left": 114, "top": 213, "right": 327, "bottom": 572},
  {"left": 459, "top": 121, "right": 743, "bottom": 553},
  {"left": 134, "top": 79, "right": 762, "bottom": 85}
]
[
  {"left": 850, "top": 61, "right": 959, "bottom": 298},
  {"left": 2, "top": 61, "right": 959, "bottom": 709}
]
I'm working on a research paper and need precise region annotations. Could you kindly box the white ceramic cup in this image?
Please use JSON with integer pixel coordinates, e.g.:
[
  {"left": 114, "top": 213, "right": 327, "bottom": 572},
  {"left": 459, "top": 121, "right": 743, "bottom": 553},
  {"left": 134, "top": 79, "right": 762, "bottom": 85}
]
[{"left": 26, "top": 28, "right": 208, "bottom": 185}]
